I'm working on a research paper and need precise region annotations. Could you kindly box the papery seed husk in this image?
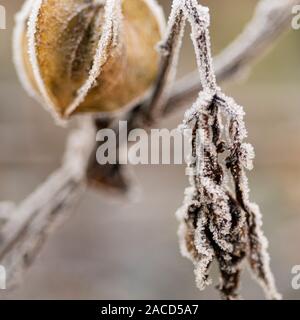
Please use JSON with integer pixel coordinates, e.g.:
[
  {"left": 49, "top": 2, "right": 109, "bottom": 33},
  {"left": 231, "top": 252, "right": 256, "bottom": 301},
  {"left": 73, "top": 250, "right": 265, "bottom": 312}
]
[{"left": 14, "top": 0, "right": 165, "bottom": 120}]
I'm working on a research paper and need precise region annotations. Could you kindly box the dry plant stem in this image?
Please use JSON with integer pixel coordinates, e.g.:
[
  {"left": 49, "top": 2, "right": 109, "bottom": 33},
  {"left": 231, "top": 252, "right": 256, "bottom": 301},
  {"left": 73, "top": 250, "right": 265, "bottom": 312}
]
[
  {"left": 106, "top": 0, "right": 297, "bottom": 133},
  {"left": 164, "top": 0, "right": 300, "bottom": 114},
  {"left": 0, "top": 0, "right": 295, "bottom": 290},
  {"left": 0, "top": 168, "right": 84, "bottom": 287},
  {"left": 0, "top": 120, "right": 95, "bottom": 287},
  {"left": 143, "top": 2, "right": 186, "bottom": 122}
]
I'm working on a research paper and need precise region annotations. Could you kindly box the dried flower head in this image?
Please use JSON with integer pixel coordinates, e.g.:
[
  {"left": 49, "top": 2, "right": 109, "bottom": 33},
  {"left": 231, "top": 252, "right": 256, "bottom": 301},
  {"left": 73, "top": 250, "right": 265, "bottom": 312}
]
[{"left": 13, "top": 0, "right": 165, "bottom": 122}]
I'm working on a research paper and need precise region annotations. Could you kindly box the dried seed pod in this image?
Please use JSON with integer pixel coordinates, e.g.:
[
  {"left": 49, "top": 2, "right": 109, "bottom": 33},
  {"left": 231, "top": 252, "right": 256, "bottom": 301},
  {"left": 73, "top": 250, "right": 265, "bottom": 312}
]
[{"left": 13, "top": 0, "right": 165, "bottom": 121}]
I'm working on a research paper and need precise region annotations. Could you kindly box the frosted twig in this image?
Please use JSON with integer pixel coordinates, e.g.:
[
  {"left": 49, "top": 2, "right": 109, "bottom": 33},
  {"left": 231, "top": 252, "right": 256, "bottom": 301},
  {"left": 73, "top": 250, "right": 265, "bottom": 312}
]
[
  {"left": 164, "top": 0, "right": 300, "bottom": 114},
  {"left": 142, "top": 0, "right": 186, "bottom": 122},
  {"left": 0, "top": 118, "right": 95, "bottom": 287}
]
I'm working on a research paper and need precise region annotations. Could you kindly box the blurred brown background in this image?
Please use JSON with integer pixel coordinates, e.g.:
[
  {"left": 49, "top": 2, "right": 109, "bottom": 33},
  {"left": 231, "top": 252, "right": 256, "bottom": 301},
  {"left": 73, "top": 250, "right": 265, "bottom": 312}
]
[{"left": 0, "top": 0, "right": 300, "bottom": 299}]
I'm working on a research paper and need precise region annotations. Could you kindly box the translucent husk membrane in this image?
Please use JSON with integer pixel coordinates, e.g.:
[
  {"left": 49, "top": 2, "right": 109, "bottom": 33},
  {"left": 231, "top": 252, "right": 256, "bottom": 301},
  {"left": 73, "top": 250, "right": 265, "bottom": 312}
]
[{"left": 13, "top": 0, "right": 165, "bottom": 121}]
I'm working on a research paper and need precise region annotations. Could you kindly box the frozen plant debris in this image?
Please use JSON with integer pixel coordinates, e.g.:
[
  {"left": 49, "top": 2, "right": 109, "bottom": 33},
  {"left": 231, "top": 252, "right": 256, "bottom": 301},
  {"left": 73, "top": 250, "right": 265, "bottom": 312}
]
[
  {"left": 158, "top": 0, "right": 281, "bottom": 300},
  {"left": 13, "top": 0, "right": 165, "bottom": 121}
]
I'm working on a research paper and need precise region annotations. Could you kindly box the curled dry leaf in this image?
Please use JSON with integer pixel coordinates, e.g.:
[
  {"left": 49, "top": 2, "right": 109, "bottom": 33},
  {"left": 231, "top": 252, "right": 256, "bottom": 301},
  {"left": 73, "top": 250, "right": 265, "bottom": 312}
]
[{"left": 13, "top": 0, "right": 165, "bottom": 121}]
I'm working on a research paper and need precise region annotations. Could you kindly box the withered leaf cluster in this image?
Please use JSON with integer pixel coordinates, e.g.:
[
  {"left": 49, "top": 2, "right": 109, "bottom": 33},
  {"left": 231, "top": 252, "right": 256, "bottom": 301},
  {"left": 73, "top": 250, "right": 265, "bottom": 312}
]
[{"left": 161, "top": 0, "right": 281, "bottom": 300}]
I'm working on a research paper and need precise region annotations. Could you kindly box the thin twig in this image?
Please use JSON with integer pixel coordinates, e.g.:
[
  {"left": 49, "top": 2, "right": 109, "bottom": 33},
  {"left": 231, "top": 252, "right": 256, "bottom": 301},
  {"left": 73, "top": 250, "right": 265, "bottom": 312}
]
[
  {"left": 0, "top": 119, "right": 95, "bottom": 287},
  {"left": 164, "top": 0, "right": 299, "bottom": 114}
]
